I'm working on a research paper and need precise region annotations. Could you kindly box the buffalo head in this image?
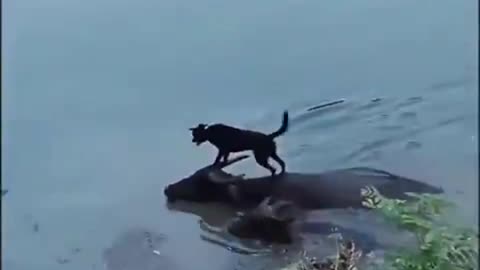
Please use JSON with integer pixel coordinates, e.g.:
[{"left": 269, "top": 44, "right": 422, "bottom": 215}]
[{"left": 163, "top": 155, "right": 248, "bottom": 203}]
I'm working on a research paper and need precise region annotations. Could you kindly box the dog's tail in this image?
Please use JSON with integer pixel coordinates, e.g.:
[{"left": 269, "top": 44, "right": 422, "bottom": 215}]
[{"left": 268, "top": 111, "right": 289, "bottom": 139}]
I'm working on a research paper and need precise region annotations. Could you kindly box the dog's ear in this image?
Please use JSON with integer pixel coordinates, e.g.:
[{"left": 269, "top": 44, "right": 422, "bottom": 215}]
[{"left": 189, "top": 123, "right": 208, "bottom": 131}]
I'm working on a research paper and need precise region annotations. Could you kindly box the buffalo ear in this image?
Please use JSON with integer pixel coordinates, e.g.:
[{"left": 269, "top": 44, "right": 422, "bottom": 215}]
[
  {"left": 255, "top": 197, "right": 299, "bottom": 222},
  {"left": 271, "top": 201, "right": 299, "bottom": 222}
]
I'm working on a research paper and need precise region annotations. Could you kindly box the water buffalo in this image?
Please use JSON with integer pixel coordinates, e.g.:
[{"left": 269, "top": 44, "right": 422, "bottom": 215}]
[{"left": 163, "top": 155, "right": 443, "bottom": 210}]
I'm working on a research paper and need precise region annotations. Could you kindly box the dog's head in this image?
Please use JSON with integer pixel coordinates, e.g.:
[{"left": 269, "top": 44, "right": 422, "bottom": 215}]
[{"left": 189, "top": 124, "right": 209, "bottom": 146}]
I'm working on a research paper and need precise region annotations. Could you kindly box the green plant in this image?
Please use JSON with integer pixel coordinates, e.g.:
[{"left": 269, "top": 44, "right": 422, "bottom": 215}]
[{"left": 361, "top": 186, "right": 479, "bottom": 270}]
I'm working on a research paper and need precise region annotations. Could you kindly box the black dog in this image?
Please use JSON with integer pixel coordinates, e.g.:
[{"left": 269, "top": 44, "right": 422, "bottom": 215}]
[{"left": 189, "top": 111, "right": 289, "bottom": 176}]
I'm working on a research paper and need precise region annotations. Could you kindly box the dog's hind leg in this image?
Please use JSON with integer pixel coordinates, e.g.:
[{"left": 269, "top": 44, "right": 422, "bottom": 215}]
[
  {"left": 270, "top": 152, "right": 286, "bottom": 174},
  {"left": 254, "top": 152, "right": 276, "bottom": 176}
]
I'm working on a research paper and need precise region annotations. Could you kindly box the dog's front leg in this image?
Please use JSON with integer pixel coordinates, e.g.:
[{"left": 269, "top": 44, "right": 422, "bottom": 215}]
[
  {"left": 213, "top": 151, "right": 223, "bottom": 165},
  {"left": 222, "top": 152, "right": 230, "bottom": 163}
]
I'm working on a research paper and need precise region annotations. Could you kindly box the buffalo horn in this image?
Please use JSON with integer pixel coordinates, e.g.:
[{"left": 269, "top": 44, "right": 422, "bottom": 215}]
[
  {"left": 218, "top": 155, "right": 250, "bottom": 169},
  {"left": 208, "top": 171, "right": 245, "bottom": 184}
]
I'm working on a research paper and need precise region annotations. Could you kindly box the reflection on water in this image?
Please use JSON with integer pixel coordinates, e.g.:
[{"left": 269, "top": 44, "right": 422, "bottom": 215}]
[
  {"left": 103, "top": 228, "right": 174, "bottom": 270},
  {"left": 3, "top": 0, "right": 477, "bottom": 269}
]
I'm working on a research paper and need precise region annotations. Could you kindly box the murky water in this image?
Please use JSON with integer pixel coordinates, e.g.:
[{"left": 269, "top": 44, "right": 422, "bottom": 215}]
[{"left": 2, "top": 0, "right": 477, "bottom": 269}]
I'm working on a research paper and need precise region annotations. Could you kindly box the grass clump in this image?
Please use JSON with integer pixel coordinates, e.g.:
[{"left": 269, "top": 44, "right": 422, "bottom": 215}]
[
  {"left": 361, "top": 186, "right": 478, "bottom": 270},
  {"left": 290, "top": 186, "right": 478, "bottom": 270}
]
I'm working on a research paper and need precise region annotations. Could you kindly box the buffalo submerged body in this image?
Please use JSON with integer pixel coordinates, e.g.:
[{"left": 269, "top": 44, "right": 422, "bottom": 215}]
[{"left": 163, "top": 155, "right": 443, "bottom": 210}]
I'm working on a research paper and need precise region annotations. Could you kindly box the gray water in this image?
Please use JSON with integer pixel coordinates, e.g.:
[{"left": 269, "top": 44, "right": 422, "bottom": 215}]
[{"left": 2, "top": 0, "right": 478, "bottom": 269}]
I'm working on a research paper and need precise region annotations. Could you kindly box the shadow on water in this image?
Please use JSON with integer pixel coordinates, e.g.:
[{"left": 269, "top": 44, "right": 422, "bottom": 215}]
[
  {"left": 102, "top": 228, "right": 176, "bottom": 270},
  {"left": 165, "top": 201, "right": 237, "bottom": 227}
]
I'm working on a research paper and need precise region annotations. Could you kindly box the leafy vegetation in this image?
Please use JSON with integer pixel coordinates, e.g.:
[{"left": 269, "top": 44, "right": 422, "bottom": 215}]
[
  {"left": 361, "top": 186, "right": 478, "bottom": 270},
  {"left": 291, "top": 186, "right": 478, "bottom": 270}
]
